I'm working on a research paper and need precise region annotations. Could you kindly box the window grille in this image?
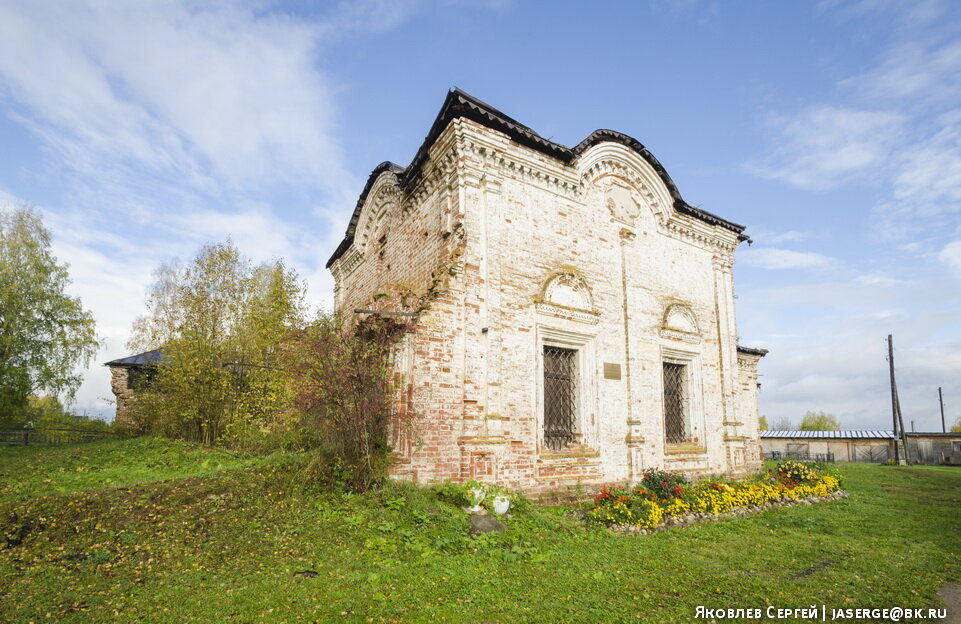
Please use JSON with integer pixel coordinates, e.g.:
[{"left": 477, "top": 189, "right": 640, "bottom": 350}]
[
  {"left": 663, "top": 362, "right": 688, "bottom": 444},
  {"left": 543, "top": 346, "right": 577, "bottom": 450}
]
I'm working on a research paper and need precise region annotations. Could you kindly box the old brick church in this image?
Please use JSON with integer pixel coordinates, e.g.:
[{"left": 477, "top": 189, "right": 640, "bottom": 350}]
[{"left": 327, "top": 89, "right": 766, "bottom": 493}]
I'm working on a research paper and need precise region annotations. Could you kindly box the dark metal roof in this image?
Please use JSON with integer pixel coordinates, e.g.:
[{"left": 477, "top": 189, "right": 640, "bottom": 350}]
[
  {"left": 404, "top": 89, "right": 571, "bottom": 187},
  {"left": 905, "top": 432, "right": 961, "bottom": 438},
  {"left": 760, "top": 430, "right": 895, "bottom": 439},
  {"left": 737, "top": 345, "right": 769, "bottom": 357},
  {"left": 104, "top": 349, "right": 165, "bottom": 368},
  {"left": 326, "top": 88, "right": 749, "bottom": 268}
]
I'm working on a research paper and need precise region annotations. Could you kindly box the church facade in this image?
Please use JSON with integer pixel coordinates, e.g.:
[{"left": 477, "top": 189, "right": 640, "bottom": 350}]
[{"left": 328, "top": 89, "right": 766, "bottom": 494}]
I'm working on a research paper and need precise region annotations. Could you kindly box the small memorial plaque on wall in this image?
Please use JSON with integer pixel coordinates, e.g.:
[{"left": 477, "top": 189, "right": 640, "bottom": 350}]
[{"left": 603, "top": 362, "right": 621, "bottom": 380}]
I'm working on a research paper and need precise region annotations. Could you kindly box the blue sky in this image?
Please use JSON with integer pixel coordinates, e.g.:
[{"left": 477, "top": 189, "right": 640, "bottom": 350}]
[{"left": 1, "top": 0, "right": 959, "bottom": 430}]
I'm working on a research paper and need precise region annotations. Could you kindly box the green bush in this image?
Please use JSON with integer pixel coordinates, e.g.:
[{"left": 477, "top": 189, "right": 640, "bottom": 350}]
[
  {"left": 287, "top": 315, "right": 402, "bottom": 491},
  {"left": 639, "top": 468, "right": 689, "bottom": 500}
]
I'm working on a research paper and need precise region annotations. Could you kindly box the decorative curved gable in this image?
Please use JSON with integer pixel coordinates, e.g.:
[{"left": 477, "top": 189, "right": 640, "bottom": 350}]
[
  {"left": 573, "top": 130, "right": 747, "bottom": 240},
  {"left": 327, "top": 161, "right": 404, "bottom": 268},
  {"left": 576, "top": 130, "right": 680, "bottom": 203},
  {"left": 354, "top": 170, "right": 402, "bottom": 255},
  {"left": 577, "top": 143, "right": 672, "bottom": 228}
]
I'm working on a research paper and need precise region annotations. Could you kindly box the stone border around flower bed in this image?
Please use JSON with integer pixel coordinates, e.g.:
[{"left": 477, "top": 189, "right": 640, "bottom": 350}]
[{"left": 606, "top": 490, "right": 850, "bottom": 536}]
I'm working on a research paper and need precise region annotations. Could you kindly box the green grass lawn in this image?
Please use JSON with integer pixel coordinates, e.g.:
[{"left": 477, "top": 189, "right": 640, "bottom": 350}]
[
  {"left": 0, "top": 437, "right": 265, "bottom": 505},
  {"left": 1, "top": 439, "right": 959, "bottom": 623}
]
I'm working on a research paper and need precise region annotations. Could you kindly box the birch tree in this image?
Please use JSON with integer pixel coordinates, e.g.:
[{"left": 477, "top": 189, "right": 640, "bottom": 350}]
[
  {"left": 130, "top": 240, "right": 305, "bottom": 447},
  {"left": 0, "top": 204, "right": 98, "bottom": 422}
]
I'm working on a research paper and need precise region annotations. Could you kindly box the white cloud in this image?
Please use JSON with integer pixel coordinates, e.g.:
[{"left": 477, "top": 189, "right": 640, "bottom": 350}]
[
  {"left": 0, "top": 1, "right": 350, "bottom": 195},
  {"left": 768, "top": 230, "right": 809, "bottom": 244},
  {"left": 817, "top": 0, "right": 948, "bottom": 28},
  {"left": 650, "top": 0, "right": 720, "bottom": 20},
  {"left": 734, "top": 2, "right": 961, "bottom": 431},
  {"left": 759, "top": 7, "right": 961, "bottom": 241},
  {"left": 755, "top": 333, "right": 961, "bottom": 431},
  {"left": 739, "top": 247, "right": 834, "bottom": 270},
  {"left": 854, "top": 271, "right": 903, "bottom": 286},
  {"left": 893, "top": 119, "right": 961, "bottom": 204},
  {"left": 872, "top": 114, "right": 961, "bottom": 241},
  {"left": 749, "top": 229, "right": 811, "bottom": 245},
  {"left": 843, "top": 40, "right": 961, "bottom": 106},
  {"left": 318, "top": 0, "right": 421, "bottom": 39},
  {"left": 939, "top": 240, "right": 961, "bottom": 276},
  {"left": 751, "top": 107, "right": 905, "bottom": 191}
]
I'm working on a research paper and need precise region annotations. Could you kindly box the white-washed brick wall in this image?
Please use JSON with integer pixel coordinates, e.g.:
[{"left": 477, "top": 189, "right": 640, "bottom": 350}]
[{"left": 331, "top": 117, "right": 763, "bottom": 494}]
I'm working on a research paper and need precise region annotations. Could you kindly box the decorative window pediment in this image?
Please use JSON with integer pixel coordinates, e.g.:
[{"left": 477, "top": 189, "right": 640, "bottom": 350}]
[
  {"left": 660, "top": 303, "right": 700, "bottom": 343},
  {"left": 535, "top": 273, "right": 599, "bottom": 324}
]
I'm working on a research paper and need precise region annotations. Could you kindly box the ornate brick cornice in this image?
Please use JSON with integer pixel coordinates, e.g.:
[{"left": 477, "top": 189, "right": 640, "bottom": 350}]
[{"left": 335, "top": 247, "right": 363, "bottom": 279}]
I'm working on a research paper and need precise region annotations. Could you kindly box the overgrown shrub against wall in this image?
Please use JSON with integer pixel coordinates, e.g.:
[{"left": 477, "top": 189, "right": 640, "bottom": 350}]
[{"left": 286, "top": 316, "right": 402, "bottom": 491}]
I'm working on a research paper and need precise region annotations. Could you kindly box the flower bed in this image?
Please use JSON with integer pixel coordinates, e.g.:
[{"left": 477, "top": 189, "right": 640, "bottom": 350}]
[{"left": 588, "top": 461, "right": 843, "bottom": 530}]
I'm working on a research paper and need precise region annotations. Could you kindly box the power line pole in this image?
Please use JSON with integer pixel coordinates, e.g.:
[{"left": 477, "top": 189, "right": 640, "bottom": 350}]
[
  {"left": 940, "top": 387, "right": 946, "bottom": 433},
  {"left": 887, "top": 335, "right": 911, "bottom": 464},
  {"left": 895, "top": 383, "right": 910, "bottom": 463},
  {"left": 888, "top": 335, "right": 900, "bottom": 463}
]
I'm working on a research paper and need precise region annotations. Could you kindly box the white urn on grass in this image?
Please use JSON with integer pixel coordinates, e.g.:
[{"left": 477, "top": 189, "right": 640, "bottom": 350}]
[
  {"left": 466, "top": 487, "right": 487, "bottom": 513},
  {"left": 492, "top": 495, "right": 511, "bottom": 515}
]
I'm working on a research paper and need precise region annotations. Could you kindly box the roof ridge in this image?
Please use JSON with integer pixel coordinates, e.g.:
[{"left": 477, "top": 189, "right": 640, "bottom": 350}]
[{"left": 449, "top": 88, "right": 542, "bottom": 137}]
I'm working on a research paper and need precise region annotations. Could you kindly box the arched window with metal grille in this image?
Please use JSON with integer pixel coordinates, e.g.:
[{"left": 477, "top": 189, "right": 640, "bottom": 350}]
[
  {"left": 662, "top": 361, "right": 689, "bottom": 444},
  {"left": 543, "top": 345, "right": 577, "bottom": 450}
]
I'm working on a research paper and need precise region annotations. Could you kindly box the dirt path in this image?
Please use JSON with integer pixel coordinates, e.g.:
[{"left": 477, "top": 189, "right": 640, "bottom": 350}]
[{"left": 930, "top": 584, "right": 961, "bottom": 623}]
